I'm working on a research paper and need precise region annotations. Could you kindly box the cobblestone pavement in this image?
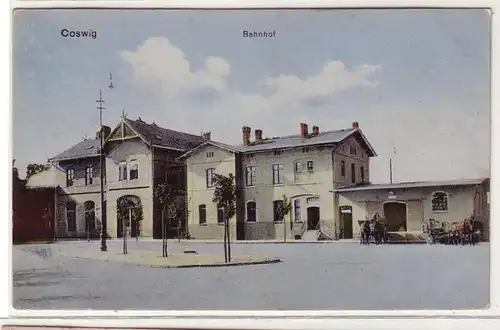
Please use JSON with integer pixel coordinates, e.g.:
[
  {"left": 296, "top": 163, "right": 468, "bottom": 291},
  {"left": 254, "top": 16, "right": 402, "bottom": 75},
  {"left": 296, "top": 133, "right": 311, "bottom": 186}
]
[{"left": 12, "top": 241, "right": 489, "bottom": 310}]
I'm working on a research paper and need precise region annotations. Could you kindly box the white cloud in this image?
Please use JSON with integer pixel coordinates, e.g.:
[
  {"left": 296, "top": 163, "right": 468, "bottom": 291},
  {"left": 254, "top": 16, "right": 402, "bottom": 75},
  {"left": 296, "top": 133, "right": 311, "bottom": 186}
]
[
  {"left": 265, "top": 61, "right": 381, "bottom": 103},
  {"left": 121, "top": 37, "right": 231, "bottom": 94}
]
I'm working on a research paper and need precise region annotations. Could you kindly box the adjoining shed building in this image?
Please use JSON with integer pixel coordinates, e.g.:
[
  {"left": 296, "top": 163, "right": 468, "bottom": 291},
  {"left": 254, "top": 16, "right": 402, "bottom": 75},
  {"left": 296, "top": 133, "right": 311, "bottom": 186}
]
[{"left": 334, "top": 178, "right": 490, "bottom": 241}]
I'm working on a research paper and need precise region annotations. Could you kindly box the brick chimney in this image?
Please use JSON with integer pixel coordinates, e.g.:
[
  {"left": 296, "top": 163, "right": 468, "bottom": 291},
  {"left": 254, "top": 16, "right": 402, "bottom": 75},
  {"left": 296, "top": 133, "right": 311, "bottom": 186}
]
[
  {"left": 255, "top": 129, "right": 263, "bottom": 142},
  {"left": 242, "top": 126, "right": 251, "bottom": 146},
  {"left": 202, "top": 131, "right": 211, "bottom": 141},
  {"left": 312, "top": 126, "right": 320, "bottom": 135},
  {"left": 300, "top": 123, "right": 309, "bottom": 138},
  {"left": 352, "top": 121, "right": 359, "bottom": 129}
]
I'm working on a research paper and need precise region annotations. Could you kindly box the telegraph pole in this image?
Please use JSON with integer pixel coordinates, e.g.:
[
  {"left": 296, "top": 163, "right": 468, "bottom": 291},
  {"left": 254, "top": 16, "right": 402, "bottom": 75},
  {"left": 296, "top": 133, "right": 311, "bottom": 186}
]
[
  {"left": 389, "top": 143, "right": 396, "bottom": 184},
  {"left": 97, "top": 89, "right": 107, "bottom": 252}
]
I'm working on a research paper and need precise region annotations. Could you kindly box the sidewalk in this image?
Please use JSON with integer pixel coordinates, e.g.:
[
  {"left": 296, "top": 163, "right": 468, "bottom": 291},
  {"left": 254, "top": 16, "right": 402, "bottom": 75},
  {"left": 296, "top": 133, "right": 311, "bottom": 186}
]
[
  {"left": 58, "top": 249, "right": 281, "bottom": 268},
  {"left": 102, "top": 238, "right": 359, "bottom": 244}
]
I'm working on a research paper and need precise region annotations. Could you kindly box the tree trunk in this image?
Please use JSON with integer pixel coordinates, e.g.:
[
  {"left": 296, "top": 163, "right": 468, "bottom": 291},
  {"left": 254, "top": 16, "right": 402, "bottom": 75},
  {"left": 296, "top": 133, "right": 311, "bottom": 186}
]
[
  {"left": 223, "top": 215, "right": 228, "bottom": 263},
  {"left": 178, "top": 219, "right": 181, "bottom": 242},
  {"left": 283, "top": 212, "right": 287, "bottom": 243},
  {"left": 162, "top": 209, "right": 166, "bottom": 257},
  {"left": 226, "top": 214, "right": 231, "bottom": 262}
]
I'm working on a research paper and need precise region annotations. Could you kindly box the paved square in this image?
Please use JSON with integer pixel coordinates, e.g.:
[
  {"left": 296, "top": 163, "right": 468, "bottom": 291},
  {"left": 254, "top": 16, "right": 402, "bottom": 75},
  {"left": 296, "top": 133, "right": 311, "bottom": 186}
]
[{"left": 12, "top": 241, "right": 489, "bottom": 310}]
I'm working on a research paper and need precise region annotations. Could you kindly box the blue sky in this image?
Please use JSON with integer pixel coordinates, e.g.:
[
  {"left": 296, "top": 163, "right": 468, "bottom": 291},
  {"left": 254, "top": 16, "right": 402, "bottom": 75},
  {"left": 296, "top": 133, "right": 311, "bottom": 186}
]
[{"left": 12, "top": 9, "right": 491, "bottom": 182}]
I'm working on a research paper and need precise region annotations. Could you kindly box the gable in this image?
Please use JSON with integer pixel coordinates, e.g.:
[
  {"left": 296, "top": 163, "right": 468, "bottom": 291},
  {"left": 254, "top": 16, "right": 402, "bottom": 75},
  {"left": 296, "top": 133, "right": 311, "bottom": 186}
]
[
  {"left": 340, "top": 130, "right": 376, "bottom": 157},
  {"left": 185, "top": 142, "right": 236, "bottom": 165},
  {"left": 107, "top": 121, "right": 140, "bottom": 141}
]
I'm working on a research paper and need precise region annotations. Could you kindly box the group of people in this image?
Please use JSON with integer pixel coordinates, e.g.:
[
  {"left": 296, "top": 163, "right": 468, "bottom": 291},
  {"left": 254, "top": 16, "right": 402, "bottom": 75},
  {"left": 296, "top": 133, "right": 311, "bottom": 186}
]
[{"left": 359, "top": 213, "right": 389, "bottom": 245}]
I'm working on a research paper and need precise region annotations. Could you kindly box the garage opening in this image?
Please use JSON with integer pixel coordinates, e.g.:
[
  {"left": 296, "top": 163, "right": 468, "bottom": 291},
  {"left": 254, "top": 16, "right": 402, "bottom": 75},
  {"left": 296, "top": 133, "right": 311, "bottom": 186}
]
[{"left": 383, "top": 202, "right": 407, "bottom": 232}]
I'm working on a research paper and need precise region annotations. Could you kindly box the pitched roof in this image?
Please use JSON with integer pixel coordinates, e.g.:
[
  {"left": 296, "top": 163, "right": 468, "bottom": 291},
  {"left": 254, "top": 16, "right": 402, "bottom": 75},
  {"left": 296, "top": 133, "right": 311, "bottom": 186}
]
[
  {"left": 177, "top": 140, "right": 242, "bottom": 160},
  {"left": 50, "top": 138, "right": 100, "bottom": 161},
  {"left": 124, "top": 118, "right": 205, "bottom": 151},
  {"left": 235, "top": 128, "right": 376, "bottom": 156},
  {"left": 334, "top": 178, "right": 489, "bottom": 192}
]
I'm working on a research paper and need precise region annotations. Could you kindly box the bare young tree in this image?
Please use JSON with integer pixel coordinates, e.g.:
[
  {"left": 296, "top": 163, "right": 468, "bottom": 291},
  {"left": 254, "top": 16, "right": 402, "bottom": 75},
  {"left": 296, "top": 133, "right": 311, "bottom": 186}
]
[
  {"left": 116, "top": 197, "right": 143, "bottom": 255},
  {"left": 276, "top": 194, "right": 293, "bottom": 242},
  {"left": 212, "top": 173, "right": 236, "bottom": 263},
  {"left": 154, "top": 182, "right": 181, "bottom": 257}
]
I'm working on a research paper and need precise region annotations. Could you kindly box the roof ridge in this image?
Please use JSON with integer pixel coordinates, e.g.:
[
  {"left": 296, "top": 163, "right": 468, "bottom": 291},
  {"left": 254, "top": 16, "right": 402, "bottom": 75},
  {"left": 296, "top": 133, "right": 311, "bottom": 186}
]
[
  {"left": 126, "top": 118, "right": 203, "bottom": 140},
  {"left": 264, "top": 127, "right": 356, "bottom": 140}
]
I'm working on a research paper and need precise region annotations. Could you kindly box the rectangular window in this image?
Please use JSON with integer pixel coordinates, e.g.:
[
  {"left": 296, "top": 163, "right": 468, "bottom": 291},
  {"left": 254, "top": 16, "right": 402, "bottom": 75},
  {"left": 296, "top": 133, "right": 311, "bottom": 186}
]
[
  {"left": 273, "top": 200, "right": 284, "bottom": 222},
  {"left": 206, "top": 168, "right": 215, "bottom": 188},
  {"left": 67, "top": 168, "right": 75, "bottom": 187},
  {"left": 246, "top": 166, "right": 256, "bottom": 186},
  {"left": 340, "top": 161, "right": 346, "bottom": 177},
  {"left": 351, "top": 163, "right": 356, "bottom": 183},
  {"left": 361, "top": 166, "right": 365, "bottom": 182},
  {"left": 118, "top": 162, "right": 128, "bottom": 181},
  {"left": 198, "top": 205, "right": 207, "bottom": 224},
  {"left": 129, "top": 160, "right": 139, "bottom": 180},
  {"left": 217, "top": 204, "right": 224, "bottom": 224},
  {"left": 206, "top": 152, "right": 214, "bottom": 158},
  {"left": 272, "top": 164, "right": 284, "bottom": 185},
  {"left": 294, "top": 161, "right": 302, "bottom": 173},
  {"left": 294, "top": 199, "right": 301, "bottom": 222},
  {"left": 307, "top": 160, "right": 314, "bottom": 172},
  {"left": 85, "top": 166, "right": 93, "bottom": 185},
  {"left": 350, "top": 146, "right": 357, "bottom": 155}
]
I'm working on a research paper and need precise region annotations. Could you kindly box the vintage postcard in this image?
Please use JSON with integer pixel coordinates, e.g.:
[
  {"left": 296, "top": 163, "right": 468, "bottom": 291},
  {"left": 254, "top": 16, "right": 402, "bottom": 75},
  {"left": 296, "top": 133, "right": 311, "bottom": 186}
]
[{"left": 12, "top": 8, "right": 490, "bottom": 311}]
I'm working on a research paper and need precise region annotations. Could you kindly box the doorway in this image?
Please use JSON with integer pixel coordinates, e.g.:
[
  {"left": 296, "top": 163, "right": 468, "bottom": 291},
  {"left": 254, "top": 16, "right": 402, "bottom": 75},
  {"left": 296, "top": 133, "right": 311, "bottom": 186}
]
[
  {"left": 339, "top": 206, "right": 353, "bottom": 239},
  {"left": 116, "top": 195, "right": 142, "bottom": 238},
  {"left": 383, "top": 202, "right": 407, "bottom": 231},
  {"left": 307, "top": 207, "right": 320, "bottom": 230}
]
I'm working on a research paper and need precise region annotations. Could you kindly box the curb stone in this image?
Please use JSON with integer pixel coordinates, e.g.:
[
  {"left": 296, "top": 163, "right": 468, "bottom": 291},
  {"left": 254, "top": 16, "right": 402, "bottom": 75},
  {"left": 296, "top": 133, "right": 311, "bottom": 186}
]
[{"left": 69, "top": 255, "right": 281, "bottom": 269}]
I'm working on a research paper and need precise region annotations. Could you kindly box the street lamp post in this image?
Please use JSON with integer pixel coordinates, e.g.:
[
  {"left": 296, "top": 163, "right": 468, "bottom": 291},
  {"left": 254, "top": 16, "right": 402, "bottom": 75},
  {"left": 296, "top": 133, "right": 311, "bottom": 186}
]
[{"left": 97, "top": 89, "right": 107, "bottom": 252}]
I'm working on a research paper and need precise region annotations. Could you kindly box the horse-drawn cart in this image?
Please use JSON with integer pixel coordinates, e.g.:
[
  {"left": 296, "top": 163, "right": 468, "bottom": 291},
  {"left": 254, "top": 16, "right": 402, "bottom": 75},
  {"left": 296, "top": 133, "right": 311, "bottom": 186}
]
[{"left": 424, "top": 217, "right": 481, "bottom": 245}]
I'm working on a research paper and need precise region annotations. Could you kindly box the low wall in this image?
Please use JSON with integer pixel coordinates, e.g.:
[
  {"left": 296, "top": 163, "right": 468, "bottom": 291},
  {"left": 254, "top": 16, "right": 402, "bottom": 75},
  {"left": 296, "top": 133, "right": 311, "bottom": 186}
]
[
  {"left": 243, "top": 222, "right": 276, "bottom": 240},
  {"left": 188, "top": 223, "right": 237, "bottom": 241}
]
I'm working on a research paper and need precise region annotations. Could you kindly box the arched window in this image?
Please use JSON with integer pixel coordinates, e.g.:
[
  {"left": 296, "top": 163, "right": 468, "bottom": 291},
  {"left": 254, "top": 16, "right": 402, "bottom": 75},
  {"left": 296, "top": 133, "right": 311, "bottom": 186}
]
[
  {"left": 431, "top": 192, "right": 449, "bottom": 212},
  {"left": 129, "top": 159, "right": 139, "bottom": 180},
  {"left": 65, "top": 201, "right": 76, "bottom": 232},
  {"left": 118, "top": 161, "right": 128, "bottom": 181},
  {"left": 246, "top": 201, "right": 257, "bottom": 222}
]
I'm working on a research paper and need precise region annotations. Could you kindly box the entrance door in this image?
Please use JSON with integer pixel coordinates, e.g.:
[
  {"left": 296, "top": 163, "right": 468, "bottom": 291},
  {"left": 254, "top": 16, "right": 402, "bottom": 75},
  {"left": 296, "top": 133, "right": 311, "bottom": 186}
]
[
  {"left": 307, "top": 207, "right": 320, "bottom": 230},
  {"left": 383, "top": 202, "right": 407, "bottom": 231},
  {"left": 117, "top": 195, "right": 142, "bottom": 238},
  {"left": 339, "top": 206, "right": 353, "bottom": 239}
]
